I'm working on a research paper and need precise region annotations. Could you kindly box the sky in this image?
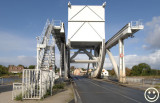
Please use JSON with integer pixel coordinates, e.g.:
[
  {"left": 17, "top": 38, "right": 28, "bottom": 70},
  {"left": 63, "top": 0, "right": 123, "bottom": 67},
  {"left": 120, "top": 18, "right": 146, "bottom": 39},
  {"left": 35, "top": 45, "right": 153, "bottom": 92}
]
[{"left": 0, "top": 0, "right": 160, "bottom": 69}]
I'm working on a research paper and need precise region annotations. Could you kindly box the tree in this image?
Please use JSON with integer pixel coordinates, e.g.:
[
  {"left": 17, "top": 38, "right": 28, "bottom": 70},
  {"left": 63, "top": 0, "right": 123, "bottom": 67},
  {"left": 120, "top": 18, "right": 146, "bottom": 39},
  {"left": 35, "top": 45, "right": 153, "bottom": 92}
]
[
  {"left": 139, "top": 63, "right": 151, "bottom": 76},
  {"left": 131, "top": 63, "right": 151, "bottom": 76},
  {"left": 126, "top": 67, "right": 131, "bottom": 76},
  {"left": 0, "top": 65, "right": 8, "bottom": 76},
  {"left": 108, "top": 69, "right": 115, "bottom": 76},
  {"left": 28, "top": 65, "right": 35, "bottom": 69},
  {"left": 17, "top": 64, "right": 24, "bottom": 67},
  {"left": 70, "top": 66, "right": 75, "bottom": 71},
  {"left": 131, "top": 65, "right": 141, "bottom": 76},
  {"left": 81, "top": 68, "right": 86, "bottom": 71}
]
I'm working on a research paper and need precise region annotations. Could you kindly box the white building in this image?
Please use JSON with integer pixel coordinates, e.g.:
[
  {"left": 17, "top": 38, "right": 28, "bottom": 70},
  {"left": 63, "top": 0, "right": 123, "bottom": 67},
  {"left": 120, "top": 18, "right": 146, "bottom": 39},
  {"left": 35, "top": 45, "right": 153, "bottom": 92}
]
[{"left": 101, "top": 69, "right": 109, "bottom": 78}]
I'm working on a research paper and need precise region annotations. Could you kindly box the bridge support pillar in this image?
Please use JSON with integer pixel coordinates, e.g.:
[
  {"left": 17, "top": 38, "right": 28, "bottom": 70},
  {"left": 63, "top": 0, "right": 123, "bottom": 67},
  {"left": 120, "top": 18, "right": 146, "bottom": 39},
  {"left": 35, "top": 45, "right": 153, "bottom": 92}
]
[
  {"left": 87, "top": 49, "right": 91, "bottom": 76},
  {"left": 106, "top": 49, "right": 119, "bottom": 78},
  {"left": 60, "top": 43, "right": 64, "bottom": 77},
  {"left": 67, "top": 48, "right": 70, "bottom": 78},
  {"left": 64, "top": 44, "right": 68, "bottom": 79},
  {"left": 119, "top": 39, "right": 126, "bottom": 83}
]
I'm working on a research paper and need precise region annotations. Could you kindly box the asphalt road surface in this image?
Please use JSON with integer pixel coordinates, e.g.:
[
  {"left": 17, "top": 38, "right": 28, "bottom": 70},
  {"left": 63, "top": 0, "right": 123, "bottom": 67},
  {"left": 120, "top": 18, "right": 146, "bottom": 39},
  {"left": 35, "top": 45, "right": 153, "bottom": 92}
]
[
  {"left": 0, "top": 84, "right": 12, "bottom": 93},
  {"left": 72, "top": 76, "right": 160, "bottom": 103}
]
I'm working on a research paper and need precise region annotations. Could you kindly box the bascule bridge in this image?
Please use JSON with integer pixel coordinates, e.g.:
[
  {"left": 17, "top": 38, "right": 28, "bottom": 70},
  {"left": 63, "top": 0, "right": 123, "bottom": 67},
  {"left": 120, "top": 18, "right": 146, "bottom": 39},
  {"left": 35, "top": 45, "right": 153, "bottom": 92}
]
[{"left": 12, "top": 2, "right": 144, "bottom": 100}]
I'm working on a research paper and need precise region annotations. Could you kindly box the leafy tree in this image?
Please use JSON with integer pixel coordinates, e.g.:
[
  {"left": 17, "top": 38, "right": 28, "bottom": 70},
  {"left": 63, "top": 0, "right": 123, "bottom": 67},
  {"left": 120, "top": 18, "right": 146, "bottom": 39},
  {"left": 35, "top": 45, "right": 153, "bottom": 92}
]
[
  {"left": 108, "top": 69, "right": 115, "bottom": 76},
  {"left": 0, "top": 65, "right": 8, "bottom": 76},
  {"left": 70, "top": 66, "right": 75, "bottom": 71},
  {"left": 131, "top": 65, "right": 141, "bottom": 76},
  {"left": 131, "top": 63, "right": 151, "bottom": 76},
  {"left": 81, "top": 68, "right": 86, "bottom": 71},
  {"left": 126, "top": 67, "right": 131, "bottom": 76},
  {"left": 17, "top": 64, "right": 24, "bottom": 67},
  {"left": 28, "top": 65, "right": 35, "bottom": 69},
  {"left": 139, "top": 63, "right": 151, "bottom": 75}
]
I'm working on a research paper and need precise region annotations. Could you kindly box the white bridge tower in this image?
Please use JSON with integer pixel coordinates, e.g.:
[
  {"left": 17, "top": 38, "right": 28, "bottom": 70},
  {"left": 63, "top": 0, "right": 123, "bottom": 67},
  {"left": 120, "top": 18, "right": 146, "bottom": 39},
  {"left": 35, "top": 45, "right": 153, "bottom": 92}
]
[{"left": 67, "top": 2, "right": 106, "bottom": 78}]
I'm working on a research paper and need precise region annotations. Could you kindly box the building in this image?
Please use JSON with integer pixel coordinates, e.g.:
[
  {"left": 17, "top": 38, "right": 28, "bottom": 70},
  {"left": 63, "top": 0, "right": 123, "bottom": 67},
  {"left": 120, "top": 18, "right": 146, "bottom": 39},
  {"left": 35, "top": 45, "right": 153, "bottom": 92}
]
[
  {"left": 8, "top": 65, "right": 24, "bottom": 73},
  {"left": 101, "top": 69, "right": 109, "bottom": 78},
  {"left": 73, "top": 68, "right": 87, "bottom": 76}
]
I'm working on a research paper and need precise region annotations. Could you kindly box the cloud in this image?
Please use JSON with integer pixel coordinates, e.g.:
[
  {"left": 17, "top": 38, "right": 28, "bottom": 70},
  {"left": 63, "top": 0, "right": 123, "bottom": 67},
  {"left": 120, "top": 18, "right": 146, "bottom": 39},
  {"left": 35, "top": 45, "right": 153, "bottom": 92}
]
[
  {"left": 104, "top": 50, "right": 160, "bottom": 69},
  {"left": 0, "top": 31, "right": 36, "bottom": 52},
  {"left": 145, "top": 16, "right": 160, "bottom": 49},
  {"left": 0, "top": 56, "right": 36, "bottom": 66},
  {"left": 65, "top": 49, "right": 160, "bottom": 70},
  {"left": 1, "top": 49, "right": 159, "bottom": 70}
]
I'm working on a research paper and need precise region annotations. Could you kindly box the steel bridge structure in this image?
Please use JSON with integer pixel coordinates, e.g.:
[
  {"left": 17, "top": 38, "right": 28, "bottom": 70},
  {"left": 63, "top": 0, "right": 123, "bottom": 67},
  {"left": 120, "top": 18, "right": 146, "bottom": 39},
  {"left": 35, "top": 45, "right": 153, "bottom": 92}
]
[{"left": 12, "top": 2, "right": 144, "bottom": 100}]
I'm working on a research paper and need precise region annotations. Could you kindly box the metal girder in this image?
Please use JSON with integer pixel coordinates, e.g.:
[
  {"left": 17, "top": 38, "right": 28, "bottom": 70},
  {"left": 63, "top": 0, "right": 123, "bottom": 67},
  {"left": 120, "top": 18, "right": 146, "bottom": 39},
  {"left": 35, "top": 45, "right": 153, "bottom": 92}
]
[
  {"left": 83, "top": 49, "right": 97, "bottom": 60},
  {"left": 70, "top": 60, "right": 98, "bottom": 63},
  {"left": 67, "top": 48, "right": 70, "bottom": 78},
  {"left": 105, "top": 21, "right": 144, "bottom": 49},
  {"left": 105, "top": 21, "right": 144, "bottom": 83},
  {"left": 51, "top": 21, "right": 66, "bottom": 51},
  {"left": 70, "top": 49, "right": 81, "bottom": 60},
  {"left": 106, "top": 49, "right": 119, "bottom": 77},
  {"left": 92, "top": 40, "right": 106, "bottom": 78},
  {"left": 64, "top": 44, "right": 68, "bottom": 78},
  {"left": 70, "top": 49, "right": 98, "bottom": 62}
]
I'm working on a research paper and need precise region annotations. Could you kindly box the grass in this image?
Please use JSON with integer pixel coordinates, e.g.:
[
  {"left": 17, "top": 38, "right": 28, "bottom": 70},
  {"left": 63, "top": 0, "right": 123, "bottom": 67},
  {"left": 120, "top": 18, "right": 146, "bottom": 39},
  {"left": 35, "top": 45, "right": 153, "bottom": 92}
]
[
  {"left": 44, "top": 90, "right": 51, "bottom": 98},
  {"left": 154, "top": 86, "right": 160, "bottom": 89},
  {"left": 53, "top": 82, "right": 65, "bottom": 89},
  {"left": 155, "top": 83, "right": 160, "bottom": 85},
  {"left": 127, "top": 76, "right": 160, "bottom": 78},
  {"left": 43, "top": 83, "right": 66, "bottom": 99},
  {"left": 15, "top": 93, "right": 22, "bottom": 101}
]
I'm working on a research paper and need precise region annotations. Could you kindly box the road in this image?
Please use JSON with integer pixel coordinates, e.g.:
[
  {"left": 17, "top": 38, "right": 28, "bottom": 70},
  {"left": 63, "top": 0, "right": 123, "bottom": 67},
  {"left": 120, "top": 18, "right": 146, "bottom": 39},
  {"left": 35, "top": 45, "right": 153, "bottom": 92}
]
[
  {"left": 72, "top": 76, "right": 160, "bottom": 103},
  {"left": 0, "top": 84, "right": 12, "bottom": 93}
]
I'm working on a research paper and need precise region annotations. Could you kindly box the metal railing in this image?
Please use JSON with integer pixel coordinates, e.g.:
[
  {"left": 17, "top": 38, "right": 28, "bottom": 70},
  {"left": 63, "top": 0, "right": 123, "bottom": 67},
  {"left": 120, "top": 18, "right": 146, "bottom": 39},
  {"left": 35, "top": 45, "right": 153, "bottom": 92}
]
[
  {"left": 131, "top": 20, "right": 143, "bottom": 28},
  {"left": 51, "top": 20, "right": 61, "bottom": 27},
  {"left": 21, "top": 69, "right": 55, "bottom": 99},
  {"left": 12, "top": 83, "right": 22, "bottom": 100},
  {"left": 22, "top": 69, "right": 42, "bottom": 99},
  {"left": 126, "top": 77, "right": 160, "bottom": 85},
  {"left": 0, "top": 77, "right": 3, "bottom": 85}
]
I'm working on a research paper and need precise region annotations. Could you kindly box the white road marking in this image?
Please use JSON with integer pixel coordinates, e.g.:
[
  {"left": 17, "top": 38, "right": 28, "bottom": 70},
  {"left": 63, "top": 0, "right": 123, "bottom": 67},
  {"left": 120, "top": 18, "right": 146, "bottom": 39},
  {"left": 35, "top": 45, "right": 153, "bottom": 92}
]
[
  {"left": 74, "top": 82, "right": 77, "bottom": 87},
  {"left": 75, "top": 89, "right": 81, "bottom": 99},
  {"left": 86, "top": 79, "right": 141, "bottom": 103}
]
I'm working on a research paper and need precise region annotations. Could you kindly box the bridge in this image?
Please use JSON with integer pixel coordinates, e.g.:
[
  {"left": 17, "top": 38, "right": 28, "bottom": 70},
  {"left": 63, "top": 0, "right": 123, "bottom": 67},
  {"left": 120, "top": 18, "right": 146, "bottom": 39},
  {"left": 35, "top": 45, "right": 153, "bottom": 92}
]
[{"left": 12, "top": 2, "right": 144, "bottom": 100}]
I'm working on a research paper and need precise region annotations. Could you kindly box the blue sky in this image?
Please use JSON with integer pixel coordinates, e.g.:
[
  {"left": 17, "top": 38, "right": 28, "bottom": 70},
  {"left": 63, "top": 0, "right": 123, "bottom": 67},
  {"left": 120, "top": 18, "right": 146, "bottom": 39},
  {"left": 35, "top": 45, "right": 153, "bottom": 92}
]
[{"left": 0, "top": 0, "right": 160, "bottom": 69}]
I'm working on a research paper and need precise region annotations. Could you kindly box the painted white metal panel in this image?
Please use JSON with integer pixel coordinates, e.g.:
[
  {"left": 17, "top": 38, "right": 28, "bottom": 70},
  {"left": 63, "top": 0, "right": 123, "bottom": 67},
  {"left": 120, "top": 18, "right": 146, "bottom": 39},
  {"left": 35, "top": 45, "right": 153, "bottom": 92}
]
[
  {"left": 68, "top": 5, "right": 105, "bottom": 47},
  {"left": 69, "top": 22, "right": 104, "bottom": 42},
  {"left": 68, "top": 6, "right": 104, "bottom": 21}
]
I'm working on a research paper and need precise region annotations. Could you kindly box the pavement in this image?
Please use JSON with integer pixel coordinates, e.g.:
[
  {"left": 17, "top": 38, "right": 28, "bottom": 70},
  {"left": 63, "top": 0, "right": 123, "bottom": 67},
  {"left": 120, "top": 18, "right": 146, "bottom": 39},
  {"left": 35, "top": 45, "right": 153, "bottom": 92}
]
[
  {"left": 0, "top": 84, "right": 74, "bottom": 103},
  {"left": 72, "top": 76, "right": 160, "bottom": 103}
]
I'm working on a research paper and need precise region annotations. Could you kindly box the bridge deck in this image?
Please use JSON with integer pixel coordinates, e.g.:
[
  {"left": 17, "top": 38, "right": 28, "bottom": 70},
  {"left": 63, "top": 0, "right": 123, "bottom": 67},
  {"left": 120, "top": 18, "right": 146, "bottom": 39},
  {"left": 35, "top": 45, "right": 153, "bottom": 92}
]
[{"left": 72, "top": 76, "right": 158, "bottom": 103}]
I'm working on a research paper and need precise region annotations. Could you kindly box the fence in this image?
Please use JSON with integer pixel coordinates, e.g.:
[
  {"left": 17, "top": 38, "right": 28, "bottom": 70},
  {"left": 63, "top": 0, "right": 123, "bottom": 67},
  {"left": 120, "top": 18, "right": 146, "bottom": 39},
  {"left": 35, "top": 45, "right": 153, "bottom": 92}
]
[
  {"left": 12, "top": 69, "right": 56, "bottom": 100},
  {"left": 0, "top": 77, "right": 3, "bottom": 85},
  {"left": 22, "top": 69, "right": 55, "bottom": 99},
  {"left": 126, "top": 77, "right": 160, "bottom": 85},
  {"left": 22, "top": 69, "right": 42, "bottom": 99},
  {"left": 12, "top": 83, "right": 22, "bottom": 100}
]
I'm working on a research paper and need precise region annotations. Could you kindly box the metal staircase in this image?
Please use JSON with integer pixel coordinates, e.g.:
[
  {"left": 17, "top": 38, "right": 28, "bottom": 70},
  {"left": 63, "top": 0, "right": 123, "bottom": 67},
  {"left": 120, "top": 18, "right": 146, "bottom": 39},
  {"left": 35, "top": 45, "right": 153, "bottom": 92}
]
[{"left": 37, "top": 20, "right": 55, "bottom": 71}]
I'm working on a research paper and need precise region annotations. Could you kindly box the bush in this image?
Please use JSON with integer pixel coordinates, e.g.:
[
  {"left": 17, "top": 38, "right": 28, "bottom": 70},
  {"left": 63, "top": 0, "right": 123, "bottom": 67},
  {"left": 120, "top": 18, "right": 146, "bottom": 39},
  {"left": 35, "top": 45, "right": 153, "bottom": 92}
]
[
  {"left": 15, "top": 94, "right": 22, "bottom": 101},
  {"left": 53, "top": 83, "right": 65, "bottom": 89},
  {"left": 44, "top": 90, "right": 51, "bottom": 98}
]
